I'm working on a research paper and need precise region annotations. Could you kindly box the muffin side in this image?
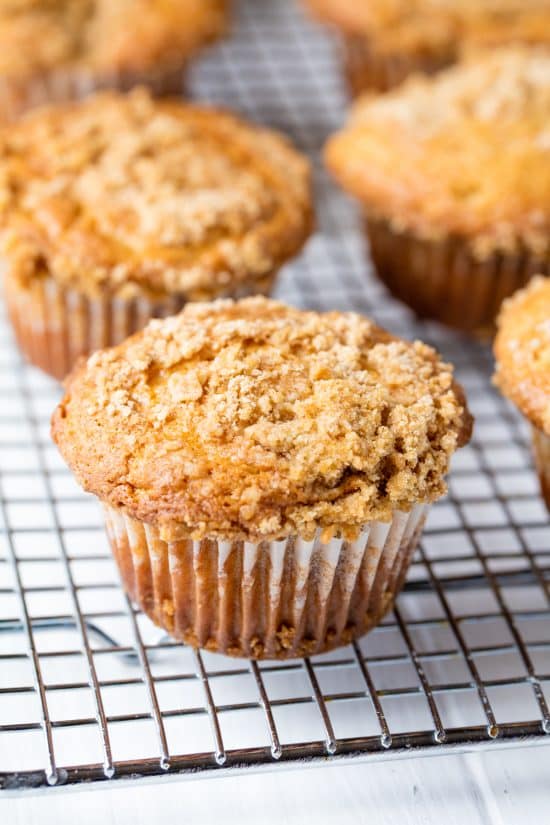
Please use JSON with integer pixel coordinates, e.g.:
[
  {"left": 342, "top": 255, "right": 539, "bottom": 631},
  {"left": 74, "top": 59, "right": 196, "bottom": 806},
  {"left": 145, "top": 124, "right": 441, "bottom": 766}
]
[
  {"left": 52, "top": 297, "right": 472, "bottom": 657},
  {"left": 342, "top": 34, "right": 450, "bottom": 96},
  {"left": 494, "top": 276, "right": 550, "bottom": 509},
  {"left": 326, "top": 48, "right": 550, "bottom": 334},
  {"left": 1, "top": 89, "right": 313, "bottom": 378}
]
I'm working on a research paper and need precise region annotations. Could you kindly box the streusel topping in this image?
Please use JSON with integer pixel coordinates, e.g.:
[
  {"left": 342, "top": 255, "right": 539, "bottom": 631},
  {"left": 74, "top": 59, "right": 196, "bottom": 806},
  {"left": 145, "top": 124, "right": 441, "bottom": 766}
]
[
  {"left": 52, "top": 297, "right": 472, "bottom": 541},
  {"left": 0, "top": 89, "right": 312, "bottom": 298},
  {"left": 326, "top": 48, "right": 550, "bottom": 257},
  {"left": 306, "top": 1, "right": 550, "bottom": 56},
  {"left": 494, "top": 276, "right": 550, "bottom": 434},
  {"left": 0, "top": 0, "right": 227, "bottom": 78}
]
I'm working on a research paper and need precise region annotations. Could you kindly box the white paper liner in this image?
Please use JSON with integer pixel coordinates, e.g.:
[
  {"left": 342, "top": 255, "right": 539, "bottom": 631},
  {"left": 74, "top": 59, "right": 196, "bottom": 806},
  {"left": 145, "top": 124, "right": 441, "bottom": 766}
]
[
  {"left": 103, "top": 504, "right": 429, "bottom": 659},
  {"left": 342, "top": 34, "right": 450, "bottom": 95},
  {"left": 532, "top": 426, "right": 550, "bottom": 511},
  {"left": 5, "top": 275, "right": 184, "bottom": 380},
  {"left": 366, "top": 216, "right": 549, "bottom": 336},
  {"left": 5, "top": 271, "right": 276, "bottom": 380}
]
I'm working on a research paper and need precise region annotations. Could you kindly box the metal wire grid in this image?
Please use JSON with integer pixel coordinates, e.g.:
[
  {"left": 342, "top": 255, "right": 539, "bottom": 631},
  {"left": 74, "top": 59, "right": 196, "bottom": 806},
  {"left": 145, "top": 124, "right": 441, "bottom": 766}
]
[{"left": 1, "top": 0, "right": 550, "bottom": 792}]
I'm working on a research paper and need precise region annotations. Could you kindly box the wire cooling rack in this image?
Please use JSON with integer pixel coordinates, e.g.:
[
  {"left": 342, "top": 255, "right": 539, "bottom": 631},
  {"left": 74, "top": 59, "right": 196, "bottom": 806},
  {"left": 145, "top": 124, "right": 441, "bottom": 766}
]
[{"left": 1, "top": 0, "right": 550, "bottom": 793}]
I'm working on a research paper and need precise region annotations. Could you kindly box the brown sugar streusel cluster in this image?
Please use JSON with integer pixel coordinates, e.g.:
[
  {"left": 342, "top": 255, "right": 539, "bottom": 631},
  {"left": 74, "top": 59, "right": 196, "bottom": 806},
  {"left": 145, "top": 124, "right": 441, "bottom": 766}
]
[
  {"left": 494, "top": 277, "right": 550, "bottom": 510},
  {"left": 494, "top": 277, "right": 550, "bottom": 437},
  {"left": 52, "top": 297, "right": 472, "bottom": 543}
]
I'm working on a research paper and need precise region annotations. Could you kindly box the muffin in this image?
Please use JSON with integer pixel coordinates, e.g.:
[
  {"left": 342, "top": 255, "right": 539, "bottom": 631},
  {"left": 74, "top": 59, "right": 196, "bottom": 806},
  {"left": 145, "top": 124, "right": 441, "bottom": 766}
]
[
  {"left": 51, "top": 296, "right": 472, "bottom": 659},
  {"left": 325, "top": 48, "right": 550, "bottom": 336},
  {"left": 0, "top": 0, "right": 228, "bottom": 119},
  {"left": 1, "top": 88, "right": 313, "bottom": 380},
  {"left": 304, "top": 0, "right": 550, "bottom": 95},
  {"left": 494, "top": 276, "right": 550, "bottom": 510}
]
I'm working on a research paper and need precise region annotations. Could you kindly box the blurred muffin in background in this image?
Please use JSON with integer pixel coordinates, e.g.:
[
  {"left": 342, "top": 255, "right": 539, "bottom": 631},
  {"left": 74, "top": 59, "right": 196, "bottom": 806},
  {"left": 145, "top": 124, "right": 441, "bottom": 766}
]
[
  {"left": 304, "top": 0, "right": 550, "bottom": 94},
  {"left": 52, "top": 296, "right": 472, "bottom": 659},
  {"left": 494, "top": 277, "right": 550, "bottom": 511},
  {"left": 325, "top": 48, "right": 550, "bottom": 336},
  {"left": 1, "top": 88, "right": 313, "bottom": 380},
  {"left": 0, "top": 0, "right": 229, "bottom": 119}
]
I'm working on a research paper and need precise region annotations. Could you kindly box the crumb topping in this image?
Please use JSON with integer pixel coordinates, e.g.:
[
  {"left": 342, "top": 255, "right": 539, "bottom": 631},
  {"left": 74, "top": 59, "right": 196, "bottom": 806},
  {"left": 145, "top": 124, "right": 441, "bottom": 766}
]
[
  {"left": 494, "top": 276, "right": 550, "bottom": 434},
  {"left": 0, "top": 89, "right": 312, "bottom": 299},
  {"left": 306, "top": 1, "right": 550, "bottom": 57},
  {"left": 326, "top": 48, "right": 550, "bottom": 257},
  {"left": 0, "top": 0, "right": 228, "bottom": 77},
  {"left": 51, "top": 296, "right": 472, "bottom": 541}
]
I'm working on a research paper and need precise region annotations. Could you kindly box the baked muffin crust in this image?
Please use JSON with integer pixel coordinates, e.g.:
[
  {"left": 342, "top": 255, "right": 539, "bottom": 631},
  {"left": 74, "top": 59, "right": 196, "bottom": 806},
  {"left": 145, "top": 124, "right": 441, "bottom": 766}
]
[
  {"left": 0, "top": 0, "right": 228, "bottom": 79},
  {"left": 0, "top": 88, "right": 313, "bottom": 300},
  {"left": 494, "top": 276, "right": 550, "bottom": 434},
  {"left": 326, "top": 48, "right": 550, "bottom": 258},
  {"left": 306, "top": 1, "right": 550, "bottom": 60},
  {"left": 52, "top": 297, "right": 472, "bottom": 542}
]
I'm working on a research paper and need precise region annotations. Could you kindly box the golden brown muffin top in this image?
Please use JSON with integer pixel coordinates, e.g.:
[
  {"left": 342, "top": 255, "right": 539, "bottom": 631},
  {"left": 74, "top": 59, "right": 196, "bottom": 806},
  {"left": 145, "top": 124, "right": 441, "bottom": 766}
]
[
  {"left": 52, "top": 297, "right": 472, "bottom": 542},
  {"left": 494, "top": 276, "right": 550, "bottom": 434},
  {"left": 305, "top": 1, "right": 550, "bottom": 58},
  {"left": 0, "top": 88, "right": 313, "bottom": 300},
  {"left": 326, "top": 48, "right": 550, "bottom": 258},
  {"left": 0, "top": 0, "right": 227, "bottom": 79}
]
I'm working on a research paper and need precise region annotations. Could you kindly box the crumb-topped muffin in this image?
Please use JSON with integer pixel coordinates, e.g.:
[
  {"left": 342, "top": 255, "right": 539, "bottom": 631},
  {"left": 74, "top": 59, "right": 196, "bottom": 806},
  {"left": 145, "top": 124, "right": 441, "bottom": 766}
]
[
  {"left": 494, "top": 276, "right": 550, "bottom": 509},
  {"left": 305, "top": 0, "right": 550, "bottom": 94},
  {"left": 0, "top": 0, "right": 229, "bottom": 118},
  {"left": 2, "top": 88, "right": 313, "bottom": 379},
  {"left": 52, "top": 296, "right": 472, "bottom": 658},
  {"left": 326, "top": 48, "right": 550, "bottom": 334}
]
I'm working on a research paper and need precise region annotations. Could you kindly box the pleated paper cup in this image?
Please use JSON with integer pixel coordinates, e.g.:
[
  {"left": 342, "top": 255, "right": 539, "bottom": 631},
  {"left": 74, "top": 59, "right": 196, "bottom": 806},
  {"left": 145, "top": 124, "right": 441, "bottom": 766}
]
[
  {"left": 366, "top": 217, "right": 549, "bottom": 337},
  {"left": 0, "top": 62, "right": 187, "bottom": 121},
  {"left": 103, "top": 503, "right": 429, "bottom": 660},
  {"left": 5, "top": 274, "right": 185, "bottom": 381},
  {"left": 4, "top": 271, "right": 276, "bottom": 381},
  {"left": 532, "top": 427, "right": 550, "bottom": 511},
  {"left": 342, "top": 34, "right": 450, "bottom": 95}
]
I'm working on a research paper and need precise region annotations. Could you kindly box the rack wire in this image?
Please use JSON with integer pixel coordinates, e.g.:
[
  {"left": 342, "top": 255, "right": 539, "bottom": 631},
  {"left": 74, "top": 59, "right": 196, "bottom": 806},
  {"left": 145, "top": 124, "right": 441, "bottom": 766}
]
[{"left": 1, "top": 0, "right": 550, "bottom": 792}]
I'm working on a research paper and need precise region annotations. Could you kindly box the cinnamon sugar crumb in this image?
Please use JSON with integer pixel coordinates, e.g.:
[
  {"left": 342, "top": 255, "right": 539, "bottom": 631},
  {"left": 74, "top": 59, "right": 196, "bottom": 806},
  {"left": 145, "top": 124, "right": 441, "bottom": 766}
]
[
  {"left": 494, "top": 276, "right": 550, "bottom": 435},
  {"left": 0, "top": 88, "right": 312, "bottom": 300},
  {"left": 326, "top": 48, "right": 550, "bottom": 258},
  {"left": 52, "top": 297, "right": 472, "bottom": 542}
]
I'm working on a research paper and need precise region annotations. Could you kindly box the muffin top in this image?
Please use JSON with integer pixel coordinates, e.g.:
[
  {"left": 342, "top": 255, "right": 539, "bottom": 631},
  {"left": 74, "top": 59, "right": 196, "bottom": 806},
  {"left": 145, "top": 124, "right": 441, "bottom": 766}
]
[
  {"left": 52, "top": 297, "right": 472, "bottom": 542},
  {"left": 0, "top": 0, "right": 227, "bottom": 79},
  {"left": 326, "top": 48, "right": 550, "bottom": 258},
  {"left": 305, "top": 1, "right": 550, "bottom": 58},
  {"left": 494, "top": 276, "right": 550, "bottom": 435},
  {"left": 0, "top": 88, "right": 312, "bottom": 300}
]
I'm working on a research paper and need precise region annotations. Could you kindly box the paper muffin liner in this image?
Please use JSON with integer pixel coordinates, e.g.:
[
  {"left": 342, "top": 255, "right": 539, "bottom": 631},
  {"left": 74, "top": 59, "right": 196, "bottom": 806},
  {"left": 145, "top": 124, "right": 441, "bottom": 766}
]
[
  {"left": 532, "top": 427, "right": 550, "bottom": 512},
  {"left": 103, "top": 503, "right": 429, "bottom": 660},
  {"left": 366, "top": 217, "right": 549, "bottom": 337},
  {"left": 4, "top": 270, "right": 275, "bottom": 381},
  {"left": 0, "top": 62, "right": 187, "bottom": 121},
  {"left": 342, "top": 34, "right": 450, "bottom": 95}
]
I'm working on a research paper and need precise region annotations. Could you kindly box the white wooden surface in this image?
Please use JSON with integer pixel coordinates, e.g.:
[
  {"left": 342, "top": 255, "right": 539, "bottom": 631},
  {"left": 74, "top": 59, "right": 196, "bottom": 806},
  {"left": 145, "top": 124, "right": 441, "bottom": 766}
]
[{"left": 5, "top": 746, "right": 550, "bottom": 824}]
